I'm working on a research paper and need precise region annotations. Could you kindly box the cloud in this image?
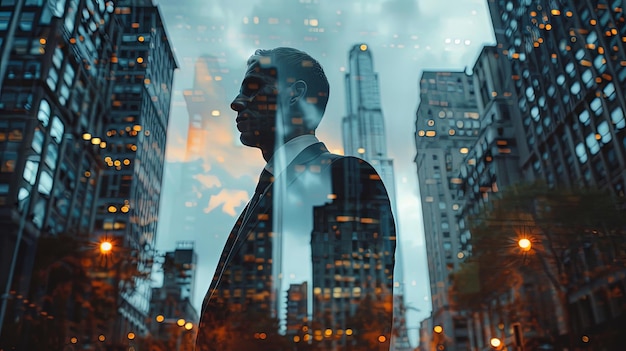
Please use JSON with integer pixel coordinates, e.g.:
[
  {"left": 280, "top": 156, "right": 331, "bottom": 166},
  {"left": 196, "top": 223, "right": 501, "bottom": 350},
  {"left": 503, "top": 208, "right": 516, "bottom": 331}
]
[
  {"left": 204, "top": 189, "right": 250, "bottom": 216},
  {"left": 194, "top": 174, "right": 222, "bottom": 189}
]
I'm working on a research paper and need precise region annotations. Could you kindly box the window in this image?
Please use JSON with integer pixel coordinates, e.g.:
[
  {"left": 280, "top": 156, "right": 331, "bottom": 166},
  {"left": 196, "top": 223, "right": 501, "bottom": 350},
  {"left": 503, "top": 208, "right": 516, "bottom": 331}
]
[
  {"left": 597, "top": 121, "right": 611, "bottom": 144},
  {"left": 590, "top": 98, "right": 603, "bottom": 116},
  {"left": 578, "top": 110, "right": 590, "bottom": 126},
  {"left": 50, "top": 117, "right": 64, "bottom": 143},
  {"left": 585, "top": 133, "right": 600, "bottom": 155},
  {"left": 1, "top": 152, "right": 17, "bottom": 173},
  {"left": 611, "top": 107, "right": 625, "bottom": 130}
]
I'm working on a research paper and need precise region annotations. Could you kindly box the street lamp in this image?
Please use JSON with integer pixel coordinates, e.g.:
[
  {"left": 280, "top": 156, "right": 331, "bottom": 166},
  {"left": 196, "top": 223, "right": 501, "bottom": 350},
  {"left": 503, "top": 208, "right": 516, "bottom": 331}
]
[
  {"left": 100, "top": 241, "right": 113, "bottom": 254},
  {"left": 518, "top": 238, "right": 532, "bottom": 252},
  {"left": 490, "top": 337, "right": 503, "bottom": 350}
]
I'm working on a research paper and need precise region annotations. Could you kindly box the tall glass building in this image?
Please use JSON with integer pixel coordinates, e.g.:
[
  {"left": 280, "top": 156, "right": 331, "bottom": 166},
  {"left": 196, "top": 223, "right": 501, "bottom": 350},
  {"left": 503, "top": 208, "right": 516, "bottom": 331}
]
[
  {"left": 342, "top": 43, "right": 410, "bottom": 351},
  {"left": 0, "top": 1, "right": 121, "bottom": 348},
  {"left": 93, "top": 0, "right": 177, "bottom": 342},
  {"left": 0, "top": 0, "right": 176, "bottom": 349}
]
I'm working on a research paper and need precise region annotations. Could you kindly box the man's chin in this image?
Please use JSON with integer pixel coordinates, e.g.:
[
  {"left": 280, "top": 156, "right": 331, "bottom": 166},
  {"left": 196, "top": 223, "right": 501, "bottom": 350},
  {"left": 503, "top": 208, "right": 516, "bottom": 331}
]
[{"left": 239, "top": 134, "right": 262, "bottom": 148}]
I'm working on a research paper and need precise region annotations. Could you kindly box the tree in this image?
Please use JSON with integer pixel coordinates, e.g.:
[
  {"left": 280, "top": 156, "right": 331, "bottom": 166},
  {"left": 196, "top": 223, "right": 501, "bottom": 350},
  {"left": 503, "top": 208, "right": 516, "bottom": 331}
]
[{"left": 451, "top": 182, "right": 626, "bottom": 349}]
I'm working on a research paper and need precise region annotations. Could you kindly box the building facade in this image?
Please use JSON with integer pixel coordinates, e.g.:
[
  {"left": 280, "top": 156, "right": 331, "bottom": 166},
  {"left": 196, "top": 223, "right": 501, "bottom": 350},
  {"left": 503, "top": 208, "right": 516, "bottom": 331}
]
[
  {"left": 0, "top": 0, "right": 122, "bottom": 348},
  {"left": 419, "top": 1, "right": 626, "bottom": 350},
  {"left": 0, "top": 0, "right": 176, "bottom": 349},
  {"left": 414, "top": 70, "right": 480, "bottom": 351},
  {"left": 150, "top": 241, "right": 198, "bottom": 351},
  {"left": 93, "top": 0, "right": 177, "bottom": 343}
]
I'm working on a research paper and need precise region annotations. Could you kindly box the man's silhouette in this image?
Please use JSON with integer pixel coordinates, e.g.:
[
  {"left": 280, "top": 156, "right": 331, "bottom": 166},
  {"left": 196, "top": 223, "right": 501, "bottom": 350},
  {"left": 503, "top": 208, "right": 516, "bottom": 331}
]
[{"left": 195, "top": 48, "right": 396, "bottom": 351}]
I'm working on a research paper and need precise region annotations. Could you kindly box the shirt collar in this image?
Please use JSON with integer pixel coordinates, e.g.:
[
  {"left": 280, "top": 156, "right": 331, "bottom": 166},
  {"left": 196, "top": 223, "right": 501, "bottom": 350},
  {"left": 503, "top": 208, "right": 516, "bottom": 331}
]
[{"left": 265, "top": 134, "right": 319, "bottom": 176}]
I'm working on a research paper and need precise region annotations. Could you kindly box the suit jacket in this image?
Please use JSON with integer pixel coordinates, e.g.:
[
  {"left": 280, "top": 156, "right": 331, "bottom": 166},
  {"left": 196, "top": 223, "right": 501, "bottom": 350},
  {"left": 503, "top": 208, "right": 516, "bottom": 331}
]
[{"left": 195, "top": 142, "right": 396, "bottom": 351}]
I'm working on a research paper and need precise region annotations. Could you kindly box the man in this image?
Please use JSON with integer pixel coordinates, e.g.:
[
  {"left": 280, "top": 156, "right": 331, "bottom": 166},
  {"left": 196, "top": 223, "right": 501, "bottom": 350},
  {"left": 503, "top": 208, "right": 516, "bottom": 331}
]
[{"left": 195, "top": 48, "right": 396, "bottom": 351}]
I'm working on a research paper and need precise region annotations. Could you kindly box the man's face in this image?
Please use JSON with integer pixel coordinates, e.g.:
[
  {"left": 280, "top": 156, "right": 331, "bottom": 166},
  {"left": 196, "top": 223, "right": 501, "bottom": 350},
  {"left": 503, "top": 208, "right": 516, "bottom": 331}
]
[{"left": 231, "top": 61, "right": 281, "bottom": 149}]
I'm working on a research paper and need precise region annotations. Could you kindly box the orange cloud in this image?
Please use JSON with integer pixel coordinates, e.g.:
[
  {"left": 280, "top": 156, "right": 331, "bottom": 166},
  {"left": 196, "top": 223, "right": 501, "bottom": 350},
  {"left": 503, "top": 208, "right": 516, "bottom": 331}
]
[
  {"left": 204, "top": 189, "right": 250, "bottom": 216},
  {"left": 194, "top": 174, "right": 222, "bottom": 189}
]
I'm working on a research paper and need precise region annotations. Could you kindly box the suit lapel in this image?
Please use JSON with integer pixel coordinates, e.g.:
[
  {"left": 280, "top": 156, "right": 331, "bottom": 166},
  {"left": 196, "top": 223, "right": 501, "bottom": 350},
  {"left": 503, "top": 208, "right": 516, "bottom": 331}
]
[{"left": 205, "top": 142, "right": 331, "bottom": 305}]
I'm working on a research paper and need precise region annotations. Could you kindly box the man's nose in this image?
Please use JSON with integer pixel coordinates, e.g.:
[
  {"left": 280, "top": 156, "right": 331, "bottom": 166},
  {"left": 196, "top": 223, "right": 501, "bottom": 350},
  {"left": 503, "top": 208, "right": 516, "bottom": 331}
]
[{"left": 231, "top": 95, "right": 248, "bottom": 111}]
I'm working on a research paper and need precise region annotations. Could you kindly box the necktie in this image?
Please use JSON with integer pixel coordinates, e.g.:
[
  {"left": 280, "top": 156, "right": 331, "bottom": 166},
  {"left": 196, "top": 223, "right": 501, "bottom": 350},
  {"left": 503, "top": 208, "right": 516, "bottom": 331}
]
[{"left": 245, "top": 169, "right": 273, "bottom": 221}]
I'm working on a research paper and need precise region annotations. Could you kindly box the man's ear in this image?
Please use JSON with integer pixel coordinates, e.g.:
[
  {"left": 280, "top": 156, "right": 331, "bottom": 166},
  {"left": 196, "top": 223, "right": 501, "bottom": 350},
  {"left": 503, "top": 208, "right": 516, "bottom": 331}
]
[{"left": 289, "top": 80, "right": 307, "bottom": 105}]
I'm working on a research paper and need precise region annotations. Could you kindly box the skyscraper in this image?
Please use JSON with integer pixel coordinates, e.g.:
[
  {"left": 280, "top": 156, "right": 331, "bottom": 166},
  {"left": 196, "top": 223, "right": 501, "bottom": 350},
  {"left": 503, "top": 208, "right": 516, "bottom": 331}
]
[
  {"left": 414, "top": 70, "right": 479, "bottom": 351},
  {"left": 0, "top": 0, "right": 176, "bottom": 348},
  {"left": 343, "top": 44, "right": 396, "bottom": 200},
  {"left": 0, "top": 0, "right": 121, "bottom": 347},
  {"left": 342, "top": 43, "right": 410, "bottom": 351},
  {"left": 487, "top": 0, "right": 626, "bottom": 194},
  {"left": 93, "top": 0, "right": 177, "bottom": 342},
  {"left": 456, "top": 0, "right": 626, "bottom": 348}
]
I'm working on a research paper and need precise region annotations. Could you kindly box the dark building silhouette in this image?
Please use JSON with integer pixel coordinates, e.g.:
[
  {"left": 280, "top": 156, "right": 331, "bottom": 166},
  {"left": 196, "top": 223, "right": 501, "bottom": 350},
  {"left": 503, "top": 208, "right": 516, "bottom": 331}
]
[
  {"left": 150, "top": 241, "right": 198, "bottom": 350},
  {"left": 285, "top": 282, "right": 308, "bottom": 338}
]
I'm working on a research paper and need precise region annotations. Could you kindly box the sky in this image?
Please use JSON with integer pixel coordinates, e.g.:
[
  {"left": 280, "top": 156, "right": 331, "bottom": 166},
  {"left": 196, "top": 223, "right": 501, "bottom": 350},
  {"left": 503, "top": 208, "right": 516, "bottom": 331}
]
[{"left": 153, "top": 0, "right": 495, "bottom": 344}]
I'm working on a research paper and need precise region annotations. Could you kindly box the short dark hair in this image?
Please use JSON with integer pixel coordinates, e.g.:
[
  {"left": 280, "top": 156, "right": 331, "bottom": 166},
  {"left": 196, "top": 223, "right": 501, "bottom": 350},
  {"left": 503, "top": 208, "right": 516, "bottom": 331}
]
[{"left": 251, "top": 47, "right": 329, "bottom": 129}]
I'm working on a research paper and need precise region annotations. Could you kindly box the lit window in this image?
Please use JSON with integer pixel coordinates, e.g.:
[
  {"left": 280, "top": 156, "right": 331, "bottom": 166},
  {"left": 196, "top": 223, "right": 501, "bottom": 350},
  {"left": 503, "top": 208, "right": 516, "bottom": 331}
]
[
  {"left": 565, "top": 62, "right": 575, "bottom": 76},
  {"left": 603, "top": 83, "right": 616, "bottom": 100},
  {"left": 575, "top": 143, "right": 588, "bottom": 163},
  {"left": 590, "top": 98, "right": 603, "bottom": 115},
  {"left": 585, "top": 133, "right": 600, "bottom": 154},
  {"left": 597, "top": 121, "right": 611, "bottom": 144},
  {"left": 37, "top": 99, "right": 50, "bottom": 126},
  {"left": 582, "top": 69, "right": 593, "bottom": 87},
  {"left": 611, "top": 107, "right": 625, "bottom": 129},
  {"left": 531, "top": 106, "right": 540, "bottom": 122},
  {"left": 578, "top": 110, "right": 590, "bottom": 126}
]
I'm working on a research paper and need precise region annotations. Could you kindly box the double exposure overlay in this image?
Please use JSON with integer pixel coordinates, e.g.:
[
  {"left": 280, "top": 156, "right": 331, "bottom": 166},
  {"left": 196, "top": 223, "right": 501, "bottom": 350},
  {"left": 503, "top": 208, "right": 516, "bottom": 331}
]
[{"left": 1, "top": 1, "right": 626, "bottom": 351}]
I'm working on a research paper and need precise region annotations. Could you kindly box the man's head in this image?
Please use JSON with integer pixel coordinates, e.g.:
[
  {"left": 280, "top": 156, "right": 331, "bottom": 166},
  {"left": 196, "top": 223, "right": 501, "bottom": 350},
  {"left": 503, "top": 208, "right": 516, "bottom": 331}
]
[{"left": 231, "top": 48, "right": 329, "bottom": 156}]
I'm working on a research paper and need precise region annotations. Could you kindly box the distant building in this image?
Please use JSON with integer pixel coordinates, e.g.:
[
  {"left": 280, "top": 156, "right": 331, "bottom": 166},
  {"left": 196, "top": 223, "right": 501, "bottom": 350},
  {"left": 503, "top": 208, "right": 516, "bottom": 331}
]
[
  {"left": 414, "top": 70, "right": 480, "bottom": 351},
  {"left": 150, "top": 241, "right": 198, "bottom": 350},
  {"left": 311, "top": 179, "right": 396, "bottom": 351},
  {"left": 285, "top": 282, "right": 308, "bottom": 338}
]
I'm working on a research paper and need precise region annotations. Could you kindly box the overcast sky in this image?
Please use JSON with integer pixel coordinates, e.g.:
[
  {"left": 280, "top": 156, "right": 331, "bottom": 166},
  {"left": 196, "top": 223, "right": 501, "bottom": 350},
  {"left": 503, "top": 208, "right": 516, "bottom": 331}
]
[{"left": 154, "top": 0, "right": 495, "bottom": 344}]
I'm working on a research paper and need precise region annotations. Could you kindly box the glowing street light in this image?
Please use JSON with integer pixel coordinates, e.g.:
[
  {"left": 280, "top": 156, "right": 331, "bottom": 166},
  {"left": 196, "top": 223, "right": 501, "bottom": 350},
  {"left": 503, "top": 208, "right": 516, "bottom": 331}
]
[
  {"left": 100, "top": 241, "right": 113, "bottom": 254},
  {"left": 518, "top": 238, "right": 532, "bottom": 252},
  {"left": 490, "top": 337, "right": 503, "bottom": 350},
  {"left": 433, "top": 325, "right": 443, "bottom": 334}
]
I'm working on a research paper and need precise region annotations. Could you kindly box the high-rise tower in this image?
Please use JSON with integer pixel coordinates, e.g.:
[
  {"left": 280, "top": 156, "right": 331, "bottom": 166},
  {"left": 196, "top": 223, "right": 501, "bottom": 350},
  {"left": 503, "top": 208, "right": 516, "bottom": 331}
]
[
  {"left": 343, "top": 44, "right": 396, "bottom": 200},
  {"left": 94, "top": 0, "right": 177, "bottom": 343},
  {"left": 342, "top": 43, "right": 410, "bottom": 351},
  {"left": 414, "top": 70, "right": 480, "bottom": 351}
]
